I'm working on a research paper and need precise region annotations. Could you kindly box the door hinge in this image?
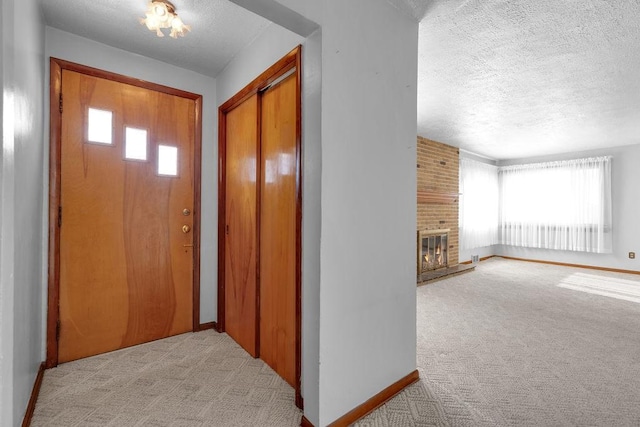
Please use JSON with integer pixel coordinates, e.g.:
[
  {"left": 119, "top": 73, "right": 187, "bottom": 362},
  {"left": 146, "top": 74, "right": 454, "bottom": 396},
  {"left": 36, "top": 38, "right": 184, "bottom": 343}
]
[
  {"left": 58, "top": 206, "right": 62, "bottom": 227},
  {"left": 226, "top": 224, "right": 229, "bottom": 235},
  {"left": 56, "top": 320, "right": 61, "bottom": 341},
  {"left": 59, "top": 93, "right": 63, "bottom": 114}
]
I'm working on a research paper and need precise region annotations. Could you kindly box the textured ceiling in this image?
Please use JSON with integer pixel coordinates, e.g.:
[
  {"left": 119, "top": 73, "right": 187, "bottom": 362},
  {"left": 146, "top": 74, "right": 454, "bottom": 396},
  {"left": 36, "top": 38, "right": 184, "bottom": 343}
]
[
  {"left": 40, "top": 0, "right": 271, "bottom": 78},
  {"left": 418, "top": 0, "right": 640, "bottom": 159}
]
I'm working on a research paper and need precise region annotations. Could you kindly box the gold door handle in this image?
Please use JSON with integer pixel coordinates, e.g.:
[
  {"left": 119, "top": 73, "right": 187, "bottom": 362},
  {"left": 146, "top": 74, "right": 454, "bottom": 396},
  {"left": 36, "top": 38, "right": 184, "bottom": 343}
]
[
  {"left": 183, "top": 244, "right": 193, "bottom": 247},
  {"left": 182, "top": 225, "right": 191, "bottom": 233}
]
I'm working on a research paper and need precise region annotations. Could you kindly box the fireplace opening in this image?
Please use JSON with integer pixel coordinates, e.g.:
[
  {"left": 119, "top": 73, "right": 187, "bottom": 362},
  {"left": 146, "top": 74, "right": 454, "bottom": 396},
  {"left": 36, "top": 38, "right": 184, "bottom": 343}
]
[{"left": 417, "top": 229, "right": 449, "bottom": 274}]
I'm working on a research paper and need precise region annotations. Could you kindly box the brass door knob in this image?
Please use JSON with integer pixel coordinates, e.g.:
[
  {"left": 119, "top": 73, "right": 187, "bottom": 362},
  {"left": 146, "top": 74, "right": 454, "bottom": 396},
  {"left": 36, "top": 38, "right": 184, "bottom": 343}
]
[
  {"left": 182, "top": 225, "right": 191, "bottom": 233},
  {"left": 182, "top": 208, "right": 191, "bottom": 216}
]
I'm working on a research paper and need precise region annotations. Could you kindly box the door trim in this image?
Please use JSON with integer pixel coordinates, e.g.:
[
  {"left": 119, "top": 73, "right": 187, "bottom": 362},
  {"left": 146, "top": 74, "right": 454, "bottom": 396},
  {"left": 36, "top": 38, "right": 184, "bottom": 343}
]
[
  {"left": 217, "top": 46, "right": 303, "bottom": 408},
  {"left": 46, "top": 58, "right": 203, "bottom": 368}
]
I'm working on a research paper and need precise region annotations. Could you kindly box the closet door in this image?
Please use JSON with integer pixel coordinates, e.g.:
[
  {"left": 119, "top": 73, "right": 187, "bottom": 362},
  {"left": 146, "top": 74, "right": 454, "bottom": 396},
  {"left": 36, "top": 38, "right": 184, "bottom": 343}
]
[
  {"left": 259, "top": 73, "right": 298, "bottom": 386},
  {"left": 218, "top": 46, "right": 302, "bottom": 404},
  {"left": 224, "top": 94, "right": 259, "bottom": 357}
]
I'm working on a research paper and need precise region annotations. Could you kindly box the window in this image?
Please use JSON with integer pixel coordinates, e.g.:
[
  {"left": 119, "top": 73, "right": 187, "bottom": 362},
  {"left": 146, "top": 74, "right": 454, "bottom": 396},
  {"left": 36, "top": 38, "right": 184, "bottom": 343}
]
[
  {"left": 87, "top": 108, "right": 113, "bottom": 144},
  {"left": 124, "top": 127, "right": 148, "bottom": 161},
  {"left": 157, "top": 145, "right": 178, "bottom": 176},
  {"left": 459, "top": 158, "right": 499, "bottom": 250},
  {"left": 499, "top": 157, "right": 612, "bottom": 253},
  {"left": 459, "top": 156, "right": 612, "bottom": 253}
]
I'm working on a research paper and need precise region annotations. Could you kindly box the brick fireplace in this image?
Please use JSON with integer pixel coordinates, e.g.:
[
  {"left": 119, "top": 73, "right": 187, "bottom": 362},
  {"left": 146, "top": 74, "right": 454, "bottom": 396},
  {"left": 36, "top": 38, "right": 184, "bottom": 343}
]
[{"left": 416, "top": 137, "right": 459, "bottom": 279}]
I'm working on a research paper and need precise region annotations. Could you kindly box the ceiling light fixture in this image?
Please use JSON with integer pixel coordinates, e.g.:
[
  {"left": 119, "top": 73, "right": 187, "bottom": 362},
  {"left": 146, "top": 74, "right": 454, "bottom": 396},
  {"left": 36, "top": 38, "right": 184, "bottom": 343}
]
[{"left": 140, "top": 0, "right": 191, "bottom": 38}]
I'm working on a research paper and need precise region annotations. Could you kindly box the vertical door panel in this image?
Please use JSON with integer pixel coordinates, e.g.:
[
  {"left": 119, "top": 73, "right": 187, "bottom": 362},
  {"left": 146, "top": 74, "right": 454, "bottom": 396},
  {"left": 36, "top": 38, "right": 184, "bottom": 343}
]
[
  {"left": 59, "top": 70, "right": 194, "bottom": 363},
  {"left": 259, "top": 74, "right": 297, "bottom": 386},
  {"left": 224, "top": 95, "right": 259, "bottom": 357}
]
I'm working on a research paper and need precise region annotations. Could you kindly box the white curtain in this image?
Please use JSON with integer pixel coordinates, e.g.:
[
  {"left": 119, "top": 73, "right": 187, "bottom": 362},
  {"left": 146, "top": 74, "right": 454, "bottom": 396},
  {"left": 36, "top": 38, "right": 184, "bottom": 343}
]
[
  {"left": 499, "top": 156, "right": 612, "bottom": 253},
  {"left": 459, "top": 158, "right": 499, "bottom": 250}
]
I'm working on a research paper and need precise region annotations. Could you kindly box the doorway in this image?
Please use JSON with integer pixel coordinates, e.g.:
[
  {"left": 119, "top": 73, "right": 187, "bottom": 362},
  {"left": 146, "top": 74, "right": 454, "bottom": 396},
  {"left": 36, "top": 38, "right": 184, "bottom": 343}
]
[
  {"left": 217, "top": 46, "right": 302, "bottom": 407},
  {"left": 47, "top": 59, "right": 203, "bottom": 367}
]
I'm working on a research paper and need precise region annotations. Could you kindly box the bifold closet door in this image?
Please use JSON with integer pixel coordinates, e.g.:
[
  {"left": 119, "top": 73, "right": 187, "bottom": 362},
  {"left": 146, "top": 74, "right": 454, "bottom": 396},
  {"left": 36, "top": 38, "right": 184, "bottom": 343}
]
[
  {"left": 259, "top": 73, "right": 297, "bottom": 387},
  {"left": 224, "top": 94, "right": 259, "bottom": 357}
]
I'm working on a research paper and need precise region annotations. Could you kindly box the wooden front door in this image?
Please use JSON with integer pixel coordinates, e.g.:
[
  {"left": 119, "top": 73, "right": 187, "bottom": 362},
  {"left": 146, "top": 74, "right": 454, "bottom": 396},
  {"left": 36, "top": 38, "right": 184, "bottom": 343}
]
[{"left": 57, "top": 68, "right": 197, "bottom": 363}]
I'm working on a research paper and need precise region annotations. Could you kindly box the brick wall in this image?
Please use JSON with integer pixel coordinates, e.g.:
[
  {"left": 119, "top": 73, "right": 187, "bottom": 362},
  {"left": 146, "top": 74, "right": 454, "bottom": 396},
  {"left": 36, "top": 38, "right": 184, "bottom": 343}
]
[{"left": 417, "top": 136, "right": 459, "bottom": 266}]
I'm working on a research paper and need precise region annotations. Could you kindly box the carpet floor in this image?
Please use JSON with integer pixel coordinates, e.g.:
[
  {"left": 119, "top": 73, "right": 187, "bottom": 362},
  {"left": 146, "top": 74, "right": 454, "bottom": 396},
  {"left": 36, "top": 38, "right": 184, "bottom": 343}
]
[
  {"left": 32, "top": 258, "right": 640, "bottom": 426},
  {"left": 357, "top": 257, "right": 640, "bottom": 426},
  {"left": 31, "top": 331, "right": 302, "bottom": 426}
]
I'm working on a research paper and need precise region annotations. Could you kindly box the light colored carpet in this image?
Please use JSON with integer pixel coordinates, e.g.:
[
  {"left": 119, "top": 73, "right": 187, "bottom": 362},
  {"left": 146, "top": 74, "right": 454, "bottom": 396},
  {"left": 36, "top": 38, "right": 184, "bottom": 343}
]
[
  {"left": 31, "top": 331, "right": 302, "bottom": 426},
  {"left": 356, "top": 257, "right": 640, "bottom": 426},
  {"left": 33, "top": 258, "right": 640, "bottom": 426}
]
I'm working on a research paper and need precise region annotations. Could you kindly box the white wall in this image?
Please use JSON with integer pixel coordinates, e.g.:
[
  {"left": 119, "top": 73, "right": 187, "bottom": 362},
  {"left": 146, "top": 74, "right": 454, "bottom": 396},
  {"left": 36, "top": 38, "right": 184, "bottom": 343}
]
[
  {"left": 460, "top": 245, "right": 497, "bottom": 264},
  {"left": 497, "top": 144, "right": 640, "bottom": 271},
  {"left": 44, "top": 27, "right": 218, "bottom": 324},
  {"left": 316, "top": 3, "right": 417, "bottom": 424},
  {"left": 300, "top": 29, "right": 322, "bottom": 425},
  {"left": 0, "top": 0, "right": 45, "bottom": 424},
  {"left": 0, "top": 1, "right": 16, "bottom": 422},
  {"left": 216, "top": 23, "right": 305, "bottom": 104},
  {"left": 217, "top": 2, "right": 420, "bottom": 424}
]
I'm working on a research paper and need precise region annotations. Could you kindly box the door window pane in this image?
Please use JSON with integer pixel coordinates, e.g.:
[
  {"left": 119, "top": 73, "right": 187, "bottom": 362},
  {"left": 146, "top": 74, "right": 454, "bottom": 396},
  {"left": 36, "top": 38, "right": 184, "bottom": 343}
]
[
  {"left": 125, "top": 127, "right": 147, "bottom": 160},
  {"left": 87, "top": 108, "right": 113, "bottom": 144},
  {"left": 158, "top": 145, "right": 178, "bottom": 176}
]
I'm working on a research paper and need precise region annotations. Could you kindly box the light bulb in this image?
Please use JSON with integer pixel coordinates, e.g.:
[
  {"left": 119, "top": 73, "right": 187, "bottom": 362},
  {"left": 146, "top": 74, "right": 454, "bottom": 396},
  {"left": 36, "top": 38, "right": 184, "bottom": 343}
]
[
  {"left": 171, "top": 16, "right": 183, "bottom": 29},
  {"left": 144, "top": 15, "right": 159, "bottom": 30},
  {"left": 154, "top": 4, "right": 167, "bottom": 16}
]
